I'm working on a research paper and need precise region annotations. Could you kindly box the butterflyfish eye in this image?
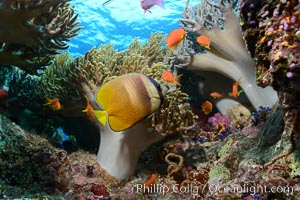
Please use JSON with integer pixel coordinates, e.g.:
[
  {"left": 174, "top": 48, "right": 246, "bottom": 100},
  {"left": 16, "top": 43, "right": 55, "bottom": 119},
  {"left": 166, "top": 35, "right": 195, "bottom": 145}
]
[{"left": 156, "top": 84, "right": 161, "bottom": 90}]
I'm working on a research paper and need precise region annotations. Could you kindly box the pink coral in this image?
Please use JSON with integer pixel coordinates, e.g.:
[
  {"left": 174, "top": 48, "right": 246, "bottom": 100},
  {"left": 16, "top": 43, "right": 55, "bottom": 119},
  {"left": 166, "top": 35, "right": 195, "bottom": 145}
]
[{"left": 208, "top": 112, "right": 230, "bottom": 127}]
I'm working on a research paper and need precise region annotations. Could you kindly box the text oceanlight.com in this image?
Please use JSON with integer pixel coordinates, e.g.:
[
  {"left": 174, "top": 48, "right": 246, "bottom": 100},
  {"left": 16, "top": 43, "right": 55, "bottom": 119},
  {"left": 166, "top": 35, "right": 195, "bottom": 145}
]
[{"left": 132, "top": 183, "right": 295, "bottom": 196}]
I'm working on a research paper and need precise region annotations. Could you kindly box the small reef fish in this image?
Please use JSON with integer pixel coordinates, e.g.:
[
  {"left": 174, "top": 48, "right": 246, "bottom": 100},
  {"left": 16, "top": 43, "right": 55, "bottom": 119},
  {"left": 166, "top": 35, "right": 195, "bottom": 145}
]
[
  {"left": 166, "top": 28, "right": 186, "bottom": 49},
  {"left": 52, "top": 127, "right": 77, "bottom": 148},
  {"left": 52, "top": 127, "right": 69, "bottom": 145},
  {"left": 94, "top": 73, "right": 164, "bottom": 132},
  {"left": 44, "top": 97, "right": 62, "bottom": 111},
  {"left": 210, "top": 92, "right": 223, "bottom": 99},
  {"left": 161, "top": 70, "right": 182, "bottom": 86},
  {"left": 201, "top": 100, "right": 213, "bottom": 115},
  {"left": 197, "top": 35, "right": 210, "bottom": 49},
  {"left": 82, "top": 96, "right": 95, "bottom": 121},
  {"left": 145, "top": 173, "right": 157, "bottom": 187},
  {"left": 229, "top": 78, "right": 243, "bottom": 99},
  {"left": 141, "top": 0, "right": 164, "bottom": 13}
]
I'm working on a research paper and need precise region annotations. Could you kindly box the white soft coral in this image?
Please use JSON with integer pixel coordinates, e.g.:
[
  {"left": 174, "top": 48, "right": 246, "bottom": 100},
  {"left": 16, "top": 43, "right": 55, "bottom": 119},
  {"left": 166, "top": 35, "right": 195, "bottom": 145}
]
[
  {"left": 172, "top": 0, "right": 277, "bottom": 111},
  {"left": 96, "top": 120, "right": 164, "bottom": 180}
]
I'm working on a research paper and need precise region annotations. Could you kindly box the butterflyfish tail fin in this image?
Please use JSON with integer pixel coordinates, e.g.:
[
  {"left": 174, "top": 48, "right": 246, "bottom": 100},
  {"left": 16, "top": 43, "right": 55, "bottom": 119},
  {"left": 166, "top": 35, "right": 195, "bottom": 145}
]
[{"left": 93, "top": 110, "right": 108, "bottom": 126}]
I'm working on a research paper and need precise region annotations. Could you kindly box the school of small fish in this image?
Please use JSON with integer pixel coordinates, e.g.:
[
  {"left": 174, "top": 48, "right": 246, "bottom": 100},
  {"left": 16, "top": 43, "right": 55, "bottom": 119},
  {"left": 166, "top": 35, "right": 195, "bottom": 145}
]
[
  {"left": 201, "top": 78, "right": 243, "bottom": 115},
  {"left": 44, "top": 4, "right": 243, "bottom": 118},
  {"left": 161, "top": 69, "right": 243, "bottom": 116}
]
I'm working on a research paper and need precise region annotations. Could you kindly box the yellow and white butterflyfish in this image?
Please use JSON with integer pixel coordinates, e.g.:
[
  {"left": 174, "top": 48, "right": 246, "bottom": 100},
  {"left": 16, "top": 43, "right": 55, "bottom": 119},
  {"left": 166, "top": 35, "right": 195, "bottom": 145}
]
[{"left": 93, "top": 73, "right": 164, "bottom": 132}]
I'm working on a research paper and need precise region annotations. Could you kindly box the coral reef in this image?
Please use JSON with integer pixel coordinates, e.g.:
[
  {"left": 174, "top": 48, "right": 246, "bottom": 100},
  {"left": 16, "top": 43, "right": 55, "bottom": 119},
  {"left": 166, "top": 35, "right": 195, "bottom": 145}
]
[
  {"left": 1, "top": 33, "right": 196, "bottom": 179},
  {"left": 1, "top": 0, "right": 300, "bottom": 198},
  {"left": 169, "top": 0, "right": 278, "bottom": 114},
  {"left": 34, "top": 33, "right": 196, "bottom": 136},
  {"left": 2, "top": 101, "right": 299, "bottom": 199},
  {"left": 0, "top": 114, "right": 122, "bottom": 199},
  {"left": 0, "top": 114, "right": 66, "bottom": 197},
  {"left": 0, "top": 0, "right": 81, "bottom": 74},
  {"left": 240, "top": 0, "right": 300, "bottom": 179}
]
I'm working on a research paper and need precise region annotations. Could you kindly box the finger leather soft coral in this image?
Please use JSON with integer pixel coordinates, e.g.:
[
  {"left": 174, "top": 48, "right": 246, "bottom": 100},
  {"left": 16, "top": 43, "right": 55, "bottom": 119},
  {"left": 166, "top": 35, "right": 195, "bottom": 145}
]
[{"left": 169, "top": 0, "right": 278, "bottom": 113}]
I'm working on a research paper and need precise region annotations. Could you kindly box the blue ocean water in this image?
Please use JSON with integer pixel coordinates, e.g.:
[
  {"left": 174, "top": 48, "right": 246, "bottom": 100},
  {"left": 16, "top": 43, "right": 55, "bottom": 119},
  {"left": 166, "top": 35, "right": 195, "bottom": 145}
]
[{"left": 68, "top": 0, "right": 199, "bottom": 57}]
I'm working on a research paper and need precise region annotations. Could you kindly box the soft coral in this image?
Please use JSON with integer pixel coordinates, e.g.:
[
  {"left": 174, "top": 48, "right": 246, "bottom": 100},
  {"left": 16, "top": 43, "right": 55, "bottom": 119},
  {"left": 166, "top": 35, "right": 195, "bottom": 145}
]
[{"left": 170, "top": 0, "right": 278, "bottom": 112}]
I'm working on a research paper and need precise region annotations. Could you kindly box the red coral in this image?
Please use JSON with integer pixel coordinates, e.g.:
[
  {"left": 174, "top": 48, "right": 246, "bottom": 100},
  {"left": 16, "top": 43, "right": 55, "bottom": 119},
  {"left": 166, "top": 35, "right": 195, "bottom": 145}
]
[
  {"left": 0, "top": 87, "right": 8, "bottom": 100},
  {"left": 90, "top": 183, "right": 110, "bottom": 197}
]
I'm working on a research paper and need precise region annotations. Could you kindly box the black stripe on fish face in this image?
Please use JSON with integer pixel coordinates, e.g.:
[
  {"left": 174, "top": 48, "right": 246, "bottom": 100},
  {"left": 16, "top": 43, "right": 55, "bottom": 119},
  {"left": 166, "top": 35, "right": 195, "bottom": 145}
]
[{"left": 146, "top": 76, "right": 164, "bottom": 107}]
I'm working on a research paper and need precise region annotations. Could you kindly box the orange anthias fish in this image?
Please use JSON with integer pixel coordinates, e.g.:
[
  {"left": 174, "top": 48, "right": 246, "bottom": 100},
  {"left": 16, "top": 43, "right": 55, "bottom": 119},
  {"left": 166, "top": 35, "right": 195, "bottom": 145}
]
[
  {"left": 44, "top": 97, "right": 62, "bottom": 111},
  {"left": 210, "top": 92, "right": 223, "bottom": 99},
  {"left": 201, "top": 100, "right": 212, "bottom": 115},
  {"left": 161, "top": 70, "right": 182, "bottom": 85},
  {"left": 82, "top": 96, "right": 95, "bottom": 121},
  {"left": 229, "top": 78, "right": 243, "bottom": 99},
  {"left": 166, "top": 28, "right": 186, "bottom": 49},
  {"left": 145, "top": 173, "right": 157, "bottom": 187},
  {"left": 197, "top": 35, "right": 210, "bottom": 49}
]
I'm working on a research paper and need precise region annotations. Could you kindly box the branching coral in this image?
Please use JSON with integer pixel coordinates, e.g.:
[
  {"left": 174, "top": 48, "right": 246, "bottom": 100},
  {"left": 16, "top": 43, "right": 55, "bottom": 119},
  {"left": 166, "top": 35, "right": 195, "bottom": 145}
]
[
  {"left": 169, "top": 0, "right": 278, "bottom": 112},
  {"left": 0, "top": 0, "right": 81, "bottom": 73}
]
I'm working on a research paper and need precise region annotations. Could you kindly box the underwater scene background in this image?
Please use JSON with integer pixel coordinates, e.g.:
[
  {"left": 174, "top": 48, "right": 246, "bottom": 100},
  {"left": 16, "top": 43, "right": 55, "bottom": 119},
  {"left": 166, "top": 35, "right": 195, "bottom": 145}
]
[
  {"left": 68, "top": 0, "right": 199, "bottom": 56},
  {"left": 0, "top": 0, "right": 300, "bottom": 199}
]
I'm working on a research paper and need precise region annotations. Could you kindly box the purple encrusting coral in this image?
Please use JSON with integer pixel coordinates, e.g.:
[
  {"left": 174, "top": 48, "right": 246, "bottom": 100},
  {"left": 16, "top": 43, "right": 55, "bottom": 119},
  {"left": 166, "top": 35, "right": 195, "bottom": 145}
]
[
  {"left": 241, "top": 193, "right": 263, "bottom": 200},
  {"left": 241, "top": 0, "right": 300, "bottom": 97},
  {"left": 208, "top": 112, "right": 232, "bottom": 141},
  {"left": 197, "top": 135, "right": 207, "bottom": 143},
  {"left": 250, "top": 106, "right": 272, "bottom": 126},
  {"left": 215, "top": 127, "right": 231, "bottom": 140}
]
